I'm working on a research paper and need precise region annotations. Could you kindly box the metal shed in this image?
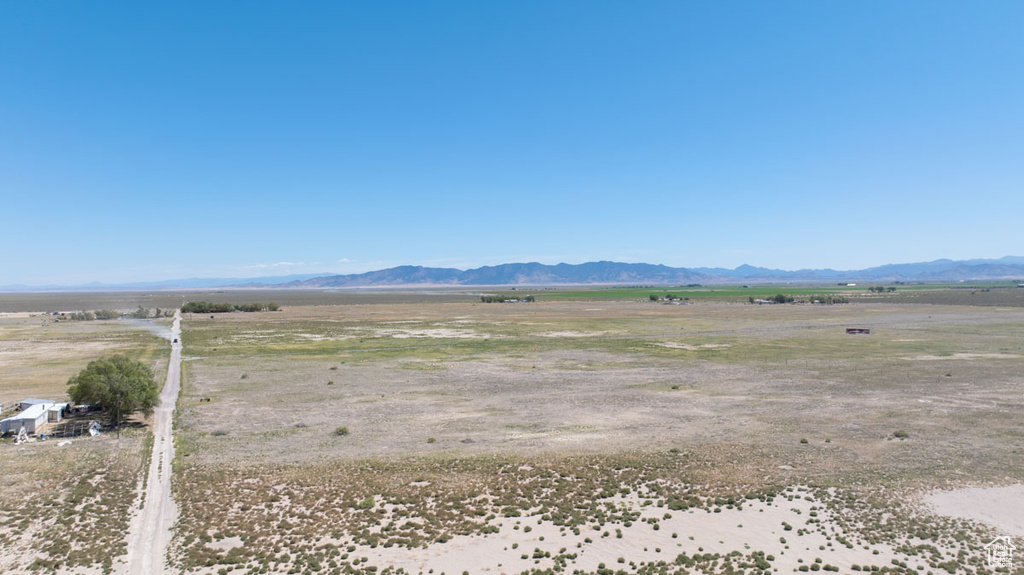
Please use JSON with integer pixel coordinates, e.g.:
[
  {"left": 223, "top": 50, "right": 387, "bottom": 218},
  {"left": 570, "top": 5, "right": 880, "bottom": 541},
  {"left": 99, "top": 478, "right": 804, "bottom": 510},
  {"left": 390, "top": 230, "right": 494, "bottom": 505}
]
[{"left": 19, "top": 398, "right": 52, "bottom": 411}]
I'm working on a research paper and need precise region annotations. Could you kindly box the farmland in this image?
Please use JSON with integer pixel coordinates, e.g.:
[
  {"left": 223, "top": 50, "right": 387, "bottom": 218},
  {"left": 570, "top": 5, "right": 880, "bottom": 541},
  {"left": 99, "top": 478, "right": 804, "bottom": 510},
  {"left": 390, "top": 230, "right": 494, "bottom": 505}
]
[{"left": 1, "top": 290, "right": 1023, "bottom": 574}]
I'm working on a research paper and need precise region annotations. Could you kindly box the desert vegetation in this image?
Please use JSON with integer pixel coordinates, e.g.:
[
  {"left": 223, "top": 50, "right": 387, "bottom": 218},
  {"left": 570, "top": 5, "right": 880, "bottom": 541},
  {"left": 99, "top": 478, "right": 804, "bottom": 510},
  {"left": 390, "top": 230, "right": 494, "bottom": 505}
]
[
  {"left": 181, "top": 301, "right": 281, "bottom": 314},
  {"left": 167, "top": 296, "right": 1023, "bottom": 574},
  {"left": 2, "top": 291, "right": 1023, "bottom": 573}
]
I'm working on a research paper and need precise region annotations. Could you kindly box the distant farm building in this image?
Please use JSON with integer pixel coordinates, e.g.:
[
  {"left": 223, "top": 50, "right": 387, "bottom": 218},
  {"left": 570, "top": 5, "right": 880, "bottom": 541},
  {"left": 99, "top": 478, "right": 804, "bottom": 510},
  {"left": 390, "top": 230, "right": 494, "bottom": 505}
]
[{"left": 846, "top": 328, "right": 871, "bottom": 335}]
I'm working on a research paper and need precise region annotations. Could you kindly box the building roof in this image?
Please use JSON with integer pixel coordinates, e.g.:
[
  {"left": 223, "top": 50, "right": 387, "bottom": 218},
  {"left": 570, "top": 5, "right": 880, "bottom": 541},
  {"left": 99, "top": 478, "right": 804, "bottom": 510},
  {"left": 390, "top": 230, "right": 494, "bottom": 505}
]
[
  {"left": 3, "top": 403, "right": 52, "bottom": 422},
  {"left": 21, "top": 398, "right": 52, "bottom": 405}
]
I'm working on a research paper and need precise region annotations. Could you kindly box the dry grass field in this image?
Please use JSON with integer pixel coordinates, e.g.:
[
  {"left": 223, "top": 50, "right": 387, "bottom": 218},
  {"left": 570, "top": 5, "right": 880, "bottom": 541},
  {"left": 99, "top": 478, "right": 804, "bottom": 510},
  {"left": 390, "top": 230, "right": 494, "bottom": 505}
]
[
  {"left": 170, "top": 298, "right": 1024, "bottom": 575},
  {"left": 2, "top": 293, "right": 1023, "bottom": 574}
]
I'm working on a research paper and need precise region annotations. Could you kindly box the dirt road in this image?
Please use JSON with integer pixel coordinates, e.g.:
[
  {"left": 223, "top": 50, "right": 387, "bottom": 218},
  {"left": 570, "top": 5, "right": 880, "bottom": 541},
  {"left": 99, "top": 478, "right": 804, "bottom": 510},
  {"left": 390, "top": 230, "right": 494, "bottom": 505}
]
[{"left": 123, "top": 311, "right": 181, "bottom": 574}]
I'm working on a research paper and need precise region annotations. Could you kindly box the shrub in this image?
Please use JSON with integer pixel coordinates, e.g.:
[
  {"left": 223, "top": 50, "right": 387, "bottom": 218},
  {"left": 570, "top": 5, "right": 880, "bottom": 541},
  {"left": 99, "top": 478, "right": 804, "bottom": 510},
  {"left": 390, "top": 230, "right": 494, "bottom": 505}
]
[
  {"left": 335, "top": 426, "right": 350, "bottom": 436},
  {"left": 893, "top": 430, "right": 909, "bottom": 439}
]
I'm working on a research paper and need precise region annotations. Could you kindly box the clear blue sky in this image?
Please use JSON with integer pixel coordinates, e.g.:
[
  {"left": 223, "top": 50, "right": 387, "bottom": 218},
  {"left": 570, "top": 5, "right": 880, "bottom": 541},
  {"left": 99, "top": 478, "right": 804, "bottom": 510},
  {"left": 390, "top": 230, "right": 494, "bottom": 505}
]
[{"left": 2, "top": 2, "right": 1022, "bottom": 285}]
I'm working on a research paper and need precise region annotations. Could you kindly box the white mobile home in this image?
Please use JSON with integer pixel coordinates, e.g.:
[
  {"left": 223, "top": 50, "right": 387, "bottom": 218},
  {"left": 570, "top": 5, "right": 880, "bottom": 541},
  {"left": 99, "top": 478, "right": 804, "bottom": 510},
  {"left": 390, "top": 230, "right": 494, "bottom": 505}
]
[{"left": 1, "top": 402, "right": 53, "bottom": 435}]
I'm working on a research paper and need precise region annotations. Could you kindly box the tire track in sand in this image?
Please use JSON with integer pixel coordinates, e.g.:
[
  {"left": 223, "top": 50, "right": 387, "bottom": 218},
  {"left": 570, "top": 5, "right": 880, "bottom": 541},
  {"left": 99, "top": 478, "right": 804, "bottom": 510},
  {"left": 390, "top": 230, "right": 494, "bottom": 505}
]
[{"left": 123, "top": 310, "right": 181, "bottom": 574}]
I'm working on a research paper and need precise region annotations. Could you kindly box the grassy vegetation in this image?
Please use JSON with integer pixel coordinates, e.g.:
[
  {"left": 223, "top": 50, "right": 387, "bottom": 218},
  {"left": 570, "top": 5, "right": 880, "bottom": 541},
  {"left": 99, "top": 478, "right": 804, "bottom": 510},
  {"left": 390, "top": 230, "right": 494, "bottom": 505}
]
[
  {"left": 166, "top": 297, "right": 1024, "bottom": 573},
  {"left": 0, "top": 315, "right": 171, "bottom": 405},
  {"left": 0, "top": 431, "right": 149, "bottom": 573},
  {"left": 541, "top": 282, "right": 1024, "bottom": 306},
  {"left": 170, "top": 452, "right": 1010, "bottom": 574},
  {"left": 544, "top": 285, "right": 862, "bottom": 301},
  {"left": 3, "top": 291, "right": 1023, "bottom": 573}
]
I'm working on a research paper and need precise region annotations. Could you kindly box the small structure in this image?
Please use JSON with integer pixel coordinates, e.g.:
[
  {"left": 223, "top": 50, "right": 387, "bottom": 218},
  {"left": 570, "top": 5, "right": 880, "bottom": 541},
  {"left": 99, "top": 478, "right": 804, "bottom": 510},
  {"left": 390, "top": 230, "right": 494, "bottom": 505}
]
[
  {"left": 19, "top": 398, "right": 52, "bottom": 411},
  {"left": 48, "top": 403, "right": 69, "bottom": 424},
  {"left": 846, "top": 328, "right": 871, "bottom": 335}
]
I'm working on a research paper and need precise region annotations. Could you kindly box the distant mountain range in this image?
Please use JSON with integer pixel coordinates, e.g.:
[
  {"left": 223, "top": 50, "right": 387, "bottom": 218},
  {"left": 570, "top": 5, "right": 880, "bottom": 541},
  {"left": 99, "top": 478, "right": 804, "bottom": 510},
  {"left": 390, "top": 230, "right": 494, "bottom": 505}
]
[
  {"left": 5, "top": 257, "right": 1022, "bottom": 291},
  {"left": 282, "top": 257, "right": 1024, "bottom": 288}
]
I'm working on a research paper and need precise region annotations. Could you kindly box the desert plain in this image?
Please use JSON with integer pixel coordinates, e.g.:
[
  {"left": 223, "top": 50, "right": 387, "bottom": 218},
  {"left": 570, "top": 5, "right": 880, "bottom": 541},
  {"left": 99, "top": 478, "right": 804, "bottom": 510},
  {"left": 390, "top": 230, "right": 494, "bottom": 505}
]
[{"left": 1, "top": 288, "right": 1023, "bottom": 575}]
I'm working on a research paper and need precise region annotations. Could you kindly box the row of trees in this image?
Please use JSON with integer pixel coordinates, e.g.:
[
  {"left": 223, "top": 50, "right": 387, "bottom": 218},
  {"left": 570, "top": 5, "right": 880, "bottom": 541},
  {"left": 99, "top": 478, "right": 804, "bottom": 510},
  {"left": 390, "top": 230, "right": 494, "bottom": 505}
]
[
  {"left": 747, "top": 294, "right": 849, "bottom": 304},
  {"left": 809, "top": 294, "right": 850, "bottom": 304},
  {"left": 650, "top": 294, "right": 687, "bottom": 301},
  {"left": 479, "top": 295, "right": 535, "bottom": 303},
  {"left": 70, "top": 310, "right": 119, "bottom": 321},
  {"left": 69, "top": 307, "right": 174, "bottom": 321},
  {"left": 181, "top": 301, "right": 280, "bottom": 313},
  {"left": 867, "top": 286, "right": 897, "bottom": 293}
]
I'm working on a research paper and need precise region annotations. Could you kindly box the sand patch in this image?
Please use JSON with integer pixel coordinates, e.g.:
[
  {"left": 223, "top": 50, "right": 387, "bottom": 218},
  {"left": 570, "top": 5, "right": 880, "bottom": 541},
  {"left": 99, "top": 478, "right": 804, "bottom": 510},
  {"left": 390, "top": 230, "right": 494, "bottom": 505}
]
[
  {"left": 924, "top": 484, "right": 1024, "bottom": 537},
  {"left": 902, "top": 353, "right": 1020, "bottom": 361},
  {"left": 656, "top": 342, "right": 732, "bottom": 351},
  {"left": 537, "top": 331, "right": 609, "bottom": 338},
  {"left": 377, "top": 328, "right": 491, "bottom": 339},
  {"left": 294, "top": 332, "right": 356, "bottom": 341},
  {"left": 207, "top": 535, "right": 244, "bottom": 551}
]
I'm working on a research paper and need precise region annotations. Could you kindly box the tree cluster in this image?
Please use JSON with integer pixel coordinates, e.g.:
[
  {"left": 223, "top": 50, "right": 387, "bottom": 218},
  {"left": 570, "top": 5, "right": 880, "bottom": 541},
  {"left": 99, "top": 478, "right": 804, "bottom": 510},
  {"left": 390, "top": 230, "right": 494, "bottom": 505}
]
[
  {"left": 650, "top": 294, "right": 685, "bottom": 301},
  {"left": 181, "top": 301, "right": 280, "bottom": 313},
  {"left": 867, "top": 286, "right": 897, "bottom": 293},
  {"left": 66, "top": 355, "right": 159, "bottom": 427},
  {"left": 479, "top": 295, "right": 535, "bottom": 303},
  {"left": 70, "top": 307, "right": 174, "bottom": 320},
  {"left": 70, "top": 309, "right": 121, "bottom": 320},
  {"left": 808, "top": 294, "right": 849, "bottom": 304}
]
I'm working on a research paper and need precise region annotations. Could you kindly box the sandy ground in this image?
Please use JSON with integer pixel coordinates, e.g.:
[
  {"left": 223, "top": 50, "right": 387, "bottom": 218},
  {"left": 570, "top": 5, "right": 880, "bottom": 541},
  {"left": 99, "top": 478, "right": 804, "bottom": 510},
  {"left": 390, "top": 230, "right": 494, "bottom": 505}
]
[
  {"left": 121, "top": 312, "right": 181, "bottom": 575},
  {"left": 354, "top": 488, "right": 914, "bottom": 575},
  {"left": 925, "top": 484, "right": 1024, "bottom": 537}
]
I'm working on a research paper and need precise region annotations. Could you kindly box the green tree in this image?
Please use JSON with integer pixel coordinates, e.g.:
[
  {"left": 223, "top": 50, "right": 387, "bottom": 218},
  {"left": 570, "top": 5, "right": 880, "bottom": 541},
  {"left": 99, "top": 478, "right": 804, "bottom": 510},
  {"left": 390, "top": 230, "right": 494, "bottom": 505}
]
[{"left": 66, "top": 355, "right": 160, "bottom": 427}]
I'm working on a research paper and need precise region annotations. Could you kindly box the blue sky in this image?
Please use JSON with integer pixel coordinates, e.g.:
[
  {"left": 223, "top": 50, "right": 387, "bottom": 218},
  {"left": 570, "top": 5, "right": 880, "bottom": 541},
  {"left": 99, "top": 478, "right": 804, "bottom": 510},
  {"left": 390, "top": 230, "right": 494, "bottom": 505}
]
[{"left": 2, "top": 2, "right": 1022, "bottom": 285}]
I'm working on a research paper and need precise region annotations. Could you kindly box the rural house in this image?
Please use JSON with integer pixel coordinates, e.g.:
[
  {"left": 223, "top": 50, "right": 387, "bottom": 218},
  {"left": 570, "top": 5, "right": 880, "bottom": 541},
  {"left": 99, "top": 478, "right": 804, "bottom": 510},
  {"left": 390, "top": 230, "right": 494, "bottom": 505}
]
[{"left": 1, "top": 400, "right": 69, "bottom": 435}]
